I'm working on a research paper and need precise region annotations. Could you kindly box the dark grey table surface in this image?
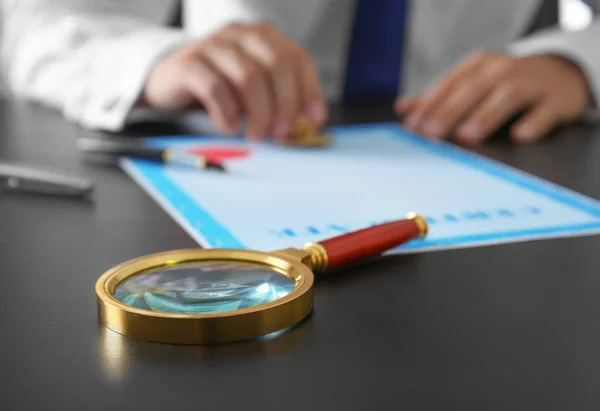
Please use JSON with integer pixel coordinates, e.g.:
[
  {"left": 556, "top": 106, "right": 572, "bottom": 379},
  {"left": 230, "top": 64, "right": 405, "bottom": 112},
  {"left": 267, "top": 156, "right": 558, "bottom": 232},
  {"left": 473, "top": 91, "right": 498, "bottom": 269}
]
[{"left": 2, "top": 97, "right": 600, "bottom": 411}]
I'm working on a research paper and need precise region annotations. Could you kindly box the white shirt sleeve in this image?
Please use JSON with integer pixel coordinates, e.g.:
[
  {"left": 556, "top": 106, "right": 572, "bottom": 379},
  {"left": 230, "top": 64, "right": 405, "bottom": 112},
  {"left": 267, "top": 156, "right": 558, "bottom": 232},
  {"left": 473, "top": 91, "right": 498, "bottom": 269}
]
[{"left": 1, "top": 0, "right": 188, "bottom": 131}]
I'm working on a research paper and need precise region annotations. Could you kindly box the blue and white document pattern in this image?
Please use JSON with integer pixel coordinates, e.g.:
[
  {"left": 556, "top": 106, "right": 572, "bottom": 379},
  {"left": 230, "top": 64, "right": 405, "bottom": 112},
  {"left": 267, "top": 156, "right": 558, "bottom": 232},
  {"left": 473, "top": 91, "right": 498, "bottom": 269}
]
[{"left": 121, "top": 123, "right": 600, "bottom": 253}]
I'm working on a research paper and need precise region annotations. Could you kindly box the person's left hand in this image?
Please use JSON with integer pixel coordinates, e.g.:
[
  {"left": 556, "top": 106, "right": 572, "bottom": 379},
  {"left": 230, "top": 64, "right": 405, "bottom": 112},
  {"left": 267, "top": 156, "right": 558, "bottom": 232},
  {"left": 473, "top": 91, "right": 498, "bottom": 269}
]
[{"left": 395, "top": 53, "right": 592, "bottom": 145}]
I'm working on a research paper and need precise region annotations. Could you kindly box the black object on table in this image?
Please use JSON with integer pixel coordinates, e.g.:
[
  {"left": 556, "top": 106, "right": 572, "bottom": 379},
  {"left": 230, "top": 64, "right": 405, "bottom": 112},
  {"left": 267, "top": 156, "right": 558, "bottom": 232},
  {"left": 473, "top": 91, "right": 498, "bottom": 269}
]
[
  {"left": 76, "top": 136, "right": 227, "bottom": 172},
  {"left": 2, "top": 98, "right": 600, "bottom": 411}
]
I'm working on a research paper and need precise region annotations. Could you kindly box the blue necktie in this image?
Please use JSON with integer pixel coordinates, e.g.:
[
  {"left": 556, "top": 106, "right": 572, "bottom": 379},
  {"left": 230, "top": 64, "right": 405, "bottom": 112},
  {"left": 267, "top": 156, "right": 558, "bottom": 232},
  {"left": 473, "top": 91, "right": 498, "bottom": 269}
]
[{"left": 343, "top": 0, "right": 408, "bottom": 102}]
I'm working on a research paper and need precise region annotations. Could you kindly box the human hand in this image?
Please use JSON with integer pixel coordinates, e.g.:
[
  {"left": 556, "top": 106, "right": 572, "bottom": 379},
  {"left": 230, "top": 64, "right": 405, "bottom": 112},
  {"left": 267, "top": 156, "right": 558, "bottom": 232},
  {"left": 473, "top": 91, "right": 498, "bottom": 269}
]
[
  {"left": 395, "top": 53, "right": 592, "bottom": 144},
  {"left": 140, "top": 23, "right": 328, "bottom": 142}
]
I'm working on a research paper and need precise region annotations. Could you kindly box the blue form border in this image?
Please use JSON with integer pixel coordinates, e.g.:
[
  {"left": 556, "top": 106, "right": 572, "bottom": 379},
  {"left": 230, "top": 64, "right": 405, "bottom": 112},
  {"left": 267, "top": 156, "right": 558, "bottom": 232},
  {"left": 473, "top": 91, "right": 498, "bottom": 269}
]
[{"left": 125, "top": 123, "right": 600, "bottom": 249}]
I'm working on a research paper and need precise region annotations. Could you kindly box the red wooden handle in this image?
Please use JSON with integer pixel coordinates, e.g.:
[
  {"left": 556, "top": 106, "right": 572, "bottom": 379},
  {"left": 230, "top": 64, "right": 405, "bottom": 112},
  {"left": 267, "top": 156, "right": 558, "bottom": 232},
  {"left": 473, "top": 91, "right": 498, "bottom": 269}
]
[{"left": 303, "top": 213, "right": 427, "bottom": 271}]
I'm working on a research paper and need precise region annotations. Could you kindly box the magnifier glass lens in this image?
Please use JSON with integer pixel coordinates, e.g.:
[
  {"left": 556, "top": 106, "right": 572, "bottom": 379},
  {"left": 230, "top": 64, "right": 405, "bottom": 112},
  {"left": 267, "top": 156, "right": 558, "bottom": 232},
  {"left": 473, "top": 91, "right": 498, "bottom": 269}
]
[{"left": 114, "top": 261, "right": 296, "bottom": 314}]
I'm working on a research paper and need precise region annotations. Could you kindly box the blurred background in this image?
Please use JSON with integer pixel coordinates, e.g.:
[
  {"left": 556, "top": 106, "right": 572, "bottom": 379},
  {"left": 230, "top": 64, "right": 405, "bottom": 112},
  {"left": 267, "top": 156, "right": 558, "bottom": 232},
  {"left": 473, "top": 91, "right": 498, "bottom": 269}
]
[{"left": 0, "top": 0, "right": 594, "bottom": 97}]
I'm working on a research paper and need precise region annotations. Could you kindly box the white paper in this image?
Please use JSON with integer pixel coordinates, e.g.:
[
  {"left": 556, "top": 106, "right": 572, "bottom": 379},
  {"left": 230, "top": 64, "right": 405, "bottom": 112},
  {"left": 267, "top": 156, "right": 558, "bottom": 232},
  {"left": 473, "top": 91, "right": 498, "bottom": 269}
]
[{"left": 121, "top": 123, "right": 600, "bottom": 253}]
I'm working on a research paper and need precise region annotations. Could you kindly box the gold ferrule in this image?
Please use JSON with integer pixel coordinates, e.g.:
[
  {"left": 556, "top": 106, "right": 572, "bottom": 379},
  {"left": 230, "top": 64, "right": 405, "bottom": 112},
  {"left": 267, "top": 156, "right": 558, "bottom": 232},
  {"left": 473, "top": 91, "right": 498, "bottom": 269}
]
[
  {"left": 195, "top": 157, "right": 207, "bottom": 169},
  {"left": 301, "top": 242, "right": 329, "bottom": 272},
  {"left": 406, "top": 212, "right": 428, "bottom": 238},
  {"left": 161, "top": 150, "right": 172, "bottom": 163}
]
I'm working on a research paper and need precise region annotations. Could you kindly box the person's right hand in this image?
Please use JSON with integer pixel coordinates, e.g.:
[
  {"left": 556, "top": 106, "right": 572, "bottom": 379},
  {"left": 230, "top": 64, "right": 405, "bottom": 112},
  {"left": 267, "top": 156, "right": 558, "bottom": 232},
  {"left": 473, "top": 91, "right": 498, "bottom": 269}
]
[{"left": 139, "top": 23, "right": 328, "bottom": 142}]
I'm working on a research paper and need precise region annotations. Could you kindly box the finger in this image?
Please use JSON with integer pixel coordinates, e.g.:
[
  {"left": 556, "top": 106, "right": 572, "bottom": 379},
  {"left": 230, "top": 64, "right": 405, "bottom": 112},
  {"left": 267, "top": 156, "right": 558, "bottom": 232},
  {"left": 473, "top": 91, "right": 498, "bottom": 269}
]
[
  {"left": 456, "top": 81, "right": 538, "bottom": 145},
  {"left": 394, "top": 97, "right": 418, "bottom": 115},
  {"left": 295, "top": 47, "right": 328, "bottom": 128},
  {"left": 271, "top": 62, "right": 298, "bottom": 140},
  {"left": 227, "top": 24, "right": 327, "bottom": 132},
  {"left": 202, "top": 42, "right": 273, "bottom": 141},
  {"left": 415, "top": 55, "right": 521, "bottom": 140},
  {"left": 419, "top": 79, "right": 495, "bottom": 140},
  {"left": 183, "top": 56, "right": 242, "bottom": 135},
  {"left": 239, "top": 29, "right": 300, "bottom": 140},
  {"left": 404, "top": 51, "right": 492, "bottom": 132},
  {"left": 511, "top": 100, "right": 561, "bottom": 144}
]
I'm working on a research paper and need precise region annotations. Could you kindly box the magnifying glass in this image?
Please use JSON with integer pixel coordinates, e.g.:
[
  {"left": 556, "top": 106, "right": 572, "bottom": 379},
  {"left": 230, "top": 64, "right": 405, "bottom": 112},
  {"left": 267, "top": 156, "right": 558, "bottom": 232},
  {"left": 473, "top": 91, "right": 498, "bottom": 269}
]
[{"left": 96, "top": 212, "right": 428, "bottom": 345}]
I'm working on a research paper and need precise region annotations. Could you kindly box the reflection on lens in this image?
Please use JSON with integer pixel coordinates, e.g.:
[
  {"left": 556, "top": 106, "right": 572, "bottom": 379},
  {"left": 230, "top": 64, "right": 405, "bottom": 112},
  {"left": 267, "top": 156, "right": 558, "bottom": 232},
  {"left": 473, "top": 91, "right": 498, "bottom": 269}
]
[{"left": 114, "top": 261, "right": 296, "bottom": 314}]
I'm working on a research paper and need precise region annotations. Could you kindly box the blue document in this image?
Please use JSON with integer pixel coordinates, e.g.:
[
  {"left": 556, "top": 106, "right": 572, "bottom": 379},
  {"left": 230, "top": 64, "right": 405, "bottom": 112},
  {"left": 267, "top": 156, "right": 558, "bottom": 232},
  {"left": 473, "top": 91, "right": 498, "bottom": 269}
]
[{"left": 120, "top": 123, "right": 600, "bottom": 253}]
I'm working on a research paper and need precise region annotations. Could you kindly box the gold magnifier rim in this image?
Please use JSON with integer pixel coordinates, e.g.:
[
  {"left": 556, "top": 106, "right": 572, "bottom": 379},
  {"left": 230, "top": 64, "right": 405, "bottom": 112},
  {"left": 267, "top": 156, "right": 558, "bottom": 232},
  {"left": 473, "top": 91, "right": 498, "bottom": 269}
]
[{"left": 95, "top": 248, "right": 314, "bottom": 345}]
